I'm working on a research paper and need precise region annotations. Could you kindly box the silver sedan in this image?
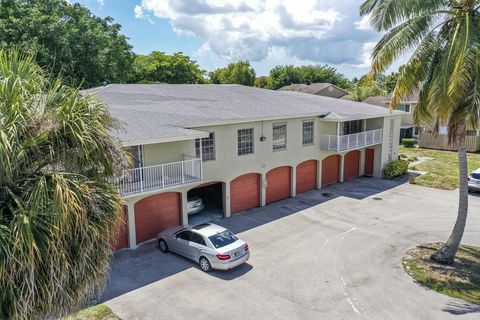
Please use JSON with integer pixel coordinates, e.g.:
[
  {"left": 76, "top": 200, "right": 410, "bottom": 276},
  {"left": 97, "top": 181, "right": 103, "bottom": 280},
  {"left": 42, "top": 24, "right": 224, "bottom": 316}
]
[{"left": 157, "top": 223, "right": 250, "bottom": 272}]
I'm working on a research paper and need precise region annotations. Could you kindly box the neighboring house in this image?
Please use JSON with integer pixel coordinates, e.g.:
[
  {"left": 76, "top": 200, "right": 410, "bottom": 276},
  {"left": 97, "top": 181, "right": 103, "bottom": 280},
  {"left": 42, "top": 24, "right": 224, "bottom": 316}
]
[
  {"left": 87, "top": 84, "right": 401, "bottom": 250},
  {"left": 364, "top": 91, "right": 480, "bottom": 152},
  {"left": 363, "top": 90, "right": 420, "bottom": 142},
  {"left": 278, "top": 83, "right": 349, "bottom": 99}
]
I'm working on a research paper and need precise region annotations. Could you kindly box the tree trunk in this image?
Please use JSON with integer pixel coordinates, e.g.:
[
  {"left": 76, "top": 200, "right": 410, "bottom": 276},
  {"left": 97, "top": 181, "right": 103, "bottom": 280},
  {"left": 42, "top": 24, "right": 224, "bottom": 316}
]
[{"left": 430, "top": 135, "right": 469, "bottom": 265}]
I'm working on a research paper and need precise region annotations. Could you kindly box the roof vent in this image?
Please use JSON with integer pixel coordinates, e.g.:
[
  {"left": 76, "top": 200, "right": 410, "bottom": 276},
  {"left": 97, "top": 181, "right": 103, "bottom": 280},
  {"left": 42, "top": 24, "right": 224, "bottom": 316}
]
[{"left": 102, "top": 81, "right": 108, "bottom": 87}]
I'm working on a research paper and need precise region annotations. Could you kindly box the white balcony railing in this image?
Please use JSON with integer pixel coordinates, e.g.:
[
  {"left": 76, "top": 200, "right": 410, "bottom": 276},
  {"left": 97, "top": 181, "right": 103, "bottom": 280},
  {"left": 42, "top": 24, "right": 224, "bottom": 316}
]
[
  {"left": 320, "top": 129, "right": 383, "bottom": 152},
  {"left": 116, "top": 158, "right": 203, "bottom": 196}
]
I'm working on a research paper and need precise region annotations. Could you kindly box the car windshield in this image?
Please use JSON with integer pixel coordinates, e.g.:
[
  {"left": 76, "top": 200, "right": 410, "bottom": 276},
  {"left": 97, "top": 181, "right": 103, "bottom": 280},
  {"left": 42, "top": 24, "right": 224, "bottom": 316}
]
[
  {"left": 208, "top": 230, "right": 238, "bottom": 248},
  {"left": 472, "top": 173, "right": 480, "bottom": 179}
]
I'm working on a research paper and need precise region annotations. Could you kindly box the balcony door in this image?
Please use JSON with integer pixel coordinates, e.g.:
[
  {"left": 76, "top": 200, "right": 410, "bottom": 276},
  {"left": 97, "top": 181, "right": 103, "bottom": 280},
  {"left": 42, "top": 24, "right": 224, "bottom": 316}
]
[{"left": 342, "top": 120, "right": 364, "bottom": 135}]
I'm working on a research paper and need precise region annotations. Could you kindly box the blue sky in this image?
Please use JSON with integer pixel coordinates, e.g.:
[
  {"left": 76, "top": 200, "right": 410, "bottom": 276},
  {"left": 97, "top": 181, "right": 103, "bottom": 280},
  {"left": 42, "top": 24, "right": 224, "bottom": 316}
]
[{"left": 74, "top": 0, "right": 404, "bottom": 79}]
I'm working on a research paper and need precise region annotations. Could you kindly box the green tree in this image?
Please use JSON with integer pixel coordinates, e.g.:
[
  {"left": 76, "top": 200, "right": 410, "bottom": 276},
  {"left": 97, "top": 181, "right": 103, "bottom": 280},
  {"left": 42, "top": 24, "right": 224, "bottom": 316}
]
[
  {"left": 209, "top": 61, "right": 256, "bottom": 86},
  {"left": 349, "top": 78, "right": 387, "bottom": 101},
  {"left": 268, "top": 65, "right": 349, "bottom": 90},
  {"left": 361, "top": 0, "right": 480, "bottom": 264},
  {"left": 0, "top": 0, "right": 134, "bottom": 88},
  {"left": 254, "top": 76, "right": 272, "bottom": 89},
  {"left": 0, "top": 49, "right": 127, "bottom": 319},
  {"left": 131, "top": 51, "right": 206, "bottom": 84}
]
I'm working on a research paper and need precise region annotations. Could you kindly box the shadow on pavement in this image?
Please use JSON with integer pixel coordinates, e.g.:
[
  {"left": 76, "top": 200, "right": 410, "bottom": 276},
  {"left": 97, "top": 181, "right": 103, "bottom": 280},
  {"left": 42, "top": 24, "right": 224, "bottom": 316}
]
[
  {"left": 442, "top": 301, "right": 480, "bottom": 315},
  {"left": 101, "top": 176, "right": 407, "bottom": 302}
]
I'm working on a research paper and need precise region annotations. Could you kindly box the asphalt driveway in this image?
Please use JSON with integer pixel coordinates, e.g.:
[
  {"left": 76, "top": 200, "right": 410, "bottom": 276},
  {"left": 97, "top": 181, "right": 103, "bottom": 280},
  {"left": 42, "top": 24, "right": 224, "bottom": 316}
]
[{"left": 104, "top": 177, "right": 480, "bottom": 320}]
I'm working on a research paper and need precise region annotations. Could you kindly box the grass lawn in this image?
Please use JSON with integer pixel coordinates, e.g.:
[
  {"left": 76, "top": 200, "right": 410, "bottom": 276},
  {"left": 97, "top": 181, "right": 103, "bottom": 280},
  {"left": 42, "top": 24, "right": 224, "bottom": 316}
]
[
  {"left": 64, "top": 304, "right": 119, "bottom": 320},
  {"left": 403, "top": 243, "right": 480, "bottom": 305},
  {"left": 399, "top": 146, "right": 480, "bottom": 189}
]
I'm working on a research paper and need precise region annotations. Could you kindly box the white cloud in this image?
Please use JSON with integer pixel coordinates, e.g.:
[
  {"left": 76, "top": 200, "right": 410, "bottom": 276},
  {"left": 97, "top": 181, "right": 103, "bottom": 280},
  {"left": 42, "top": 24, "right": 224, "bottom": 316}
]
[
  {"left": 137, "top": 0, "right": 383, "bottom": 75},
  {"left": 354, "top": 14, "right": 372, "bottom": 31},
  {"left": 134, "top": 4, "right": 154, "bottom": 24}
]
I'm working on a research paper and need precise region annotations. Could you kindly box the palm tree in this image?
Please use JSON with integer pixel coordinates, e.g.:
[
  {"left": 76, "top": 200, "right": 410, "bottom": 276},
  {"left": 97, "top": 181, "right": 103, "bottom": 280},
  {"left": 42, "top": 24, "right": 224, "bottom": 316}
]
[
  {"left": 360, "top": 0, "right": 480, "bottom": 264},
  {"left": 0, "top": 49, "right": 127, "bottom": 319}
]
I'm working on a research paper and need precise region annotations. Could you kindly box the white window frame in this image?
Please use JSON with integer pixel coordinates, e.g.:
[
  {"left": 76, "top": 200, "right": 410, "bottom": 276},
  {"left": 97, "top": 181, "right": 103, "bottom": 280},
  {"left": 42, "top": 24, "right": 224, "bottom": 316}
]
[
  {"left": 302, "top": 120, "right": 314, "bottom": 145},
  {"left": 237, "top": 128, "right": 254, "bottom": 156},
  {"left": 272, "top": 123, "right": 287, "bottom": 151},
  {"left": 195, "top": 132, "right": 216, "bottom": 162},
  {"left": 396, "top": 104, "right": 411, "bottom": 113}
]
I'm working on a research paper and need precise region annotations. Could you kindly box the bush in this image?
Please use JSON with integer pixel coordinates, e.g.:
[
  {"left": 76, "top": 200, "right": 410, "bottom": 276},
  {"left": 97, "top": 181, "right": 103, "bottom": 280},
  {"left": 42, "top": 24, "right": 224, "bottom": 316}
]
[
  {"left": 383, "top": 160, "right": 409, "bottom": 178},
  {"left": 402, "top": 138, "right": 417, "bottom": 148}
]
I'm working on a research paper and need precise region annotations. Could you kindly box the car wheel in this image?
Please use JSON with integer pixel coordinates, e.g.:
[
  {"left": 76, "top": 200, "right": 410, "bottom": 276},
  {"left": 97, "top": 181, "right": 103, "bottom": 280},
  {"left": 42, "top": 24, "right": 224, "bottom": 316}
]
[
  {"left": 199, "top": 256, "right": 212, "bottom": 272},
  {"left": 158, "top": 239, "right": 168, "bottom": 253}
]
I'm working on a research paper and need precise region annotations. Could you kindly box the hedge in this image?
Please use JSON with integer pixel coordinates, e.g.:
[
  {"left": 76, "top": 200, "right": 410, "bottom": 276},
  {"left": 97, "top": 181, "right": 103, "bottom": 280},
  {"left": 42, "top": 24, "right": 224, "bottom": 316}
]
[
  {"left": 383, "top": 160, "right": 409, "bottom": 178},
  {"left": 402, "top": 138, "right": 417, "bottom": 148}
]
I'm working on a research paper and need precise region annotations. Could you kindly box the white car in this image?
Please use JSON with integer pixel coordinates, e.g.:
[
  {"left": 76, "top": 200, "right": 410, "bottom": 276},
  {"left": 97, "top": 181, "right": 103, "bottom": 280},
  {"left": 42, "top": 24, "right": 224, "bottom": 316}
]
[
  {"left": 157, "top": 223, "right": 250, "bottom": 272},
  {"left": 468, "top": 169, "right": 480, "bottom": 192},
  {"left": 187, "top": 195, "right": 204, "bottom": 215}
]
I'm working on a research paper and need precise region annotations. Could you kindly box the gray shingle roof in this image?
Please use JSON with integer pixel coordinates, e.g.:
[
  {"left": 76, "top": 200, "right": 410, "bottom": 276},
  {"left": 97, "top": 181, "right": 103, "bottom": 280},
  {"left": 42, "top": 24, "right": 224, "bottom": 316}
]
[
  {"left": 85, "top": 84, "right": 395, "bottom": 145},
  {"left": 278, "top": 83, "right": 348, "bottom": 96},
  {"left": 363, "top": 89, "right": 421, "bottom": 106}
]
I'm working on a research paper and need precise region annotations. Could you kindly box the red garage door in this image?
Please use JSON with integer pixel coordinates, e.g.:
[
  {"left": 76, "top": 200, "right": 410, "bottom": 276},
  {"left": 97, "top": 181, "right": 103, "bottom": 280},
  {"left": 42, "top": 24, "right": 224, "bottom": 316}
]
[
  {"left": 296, "top": 160, "right": 318, "bottom": 195},
  {"left": 230, "top": 173, "right": 260, "bottom": 214},
  {"left": 266, "top": 166, "right": 291, "bottom": 204},
  {"left": 322, "top": 155, "right": 340, "bottom": 186},
  {"left": 134, "top": 192, "right": 181, "bottom": 244},
  {"left": 113, "top": 206, "right": 129, "bottom": 250},
  {"left": 344, "top": 150, "right": 360, "bottom": 181}
]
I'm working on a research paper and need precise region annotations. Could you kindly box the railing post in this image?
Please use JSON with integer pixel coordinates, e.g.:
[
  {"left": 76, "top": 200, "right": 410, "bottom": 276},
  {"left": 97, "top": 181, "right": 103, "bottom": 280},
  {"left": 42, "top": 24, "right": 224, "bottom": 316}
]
[
  {"left": 337, "top": 135, "right": 340, "bottom": 152},
  {"left": 356, "top": 133, "right": 359, "bottom": 147},
  {"left": 139, "top": 168, "right": 144, "bottom": 192},
  {"left": 181, "top": 161, "right": 185, "bottom": 184},
  {"left": 161, "top": 164, "right": 165, "bottom": 188}
]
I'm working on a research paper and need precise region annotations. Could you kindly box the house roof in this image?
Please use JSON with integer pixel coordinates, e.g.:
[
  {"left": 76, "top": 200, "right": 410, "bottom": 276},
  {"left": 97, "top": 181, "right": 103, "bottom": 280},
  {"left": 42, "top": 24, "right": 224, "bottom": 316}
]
[
  {"left": 363, "top": 89, "right": 421, "bottom": 106},
  {"left": 278, "top": 83, "right": 349, "bottom": 97},
  {"left": 85, "top": 84, "right": 396, "bottom": 146}
]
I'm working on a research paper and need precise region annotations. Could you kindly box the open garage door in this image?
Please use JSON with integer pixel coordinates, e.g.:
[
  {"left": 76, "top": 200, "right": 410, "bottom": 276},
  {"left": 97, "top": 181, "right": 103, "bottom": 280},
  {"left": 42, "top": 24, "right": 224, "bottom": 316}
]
[
  {"left": 296, "top": 160, "right": 318, "bottom": 195},
  {"left": 322, "top": 155, "right": 340, "bottom": 186},
  {"left": 188, "top": 182, "right": 224, "bottom": 225},
  {"left": 134, "top": 192, "right": 181, "bottom": 244},
  {"left": 266, "top": 166, "right": 291, "bottom": 204},
  {"left": 231, "top": 173, "right": 260, "bottom": 214},
  {"left": 113, "top": 205, "right": 129, "bottom": 250},
  {"left": 344, "top": 150, "right": 360, "bottom": 181}
]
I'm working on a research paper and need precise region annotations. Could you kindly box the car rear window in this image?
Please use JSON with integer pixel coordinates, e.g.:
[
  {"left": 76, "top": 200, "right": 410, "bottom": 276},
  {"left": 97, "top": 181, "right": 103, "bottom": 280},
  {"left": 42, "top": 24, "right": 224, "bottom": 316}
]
[
  {"left": 472, "top": 173, "right": 480, "bottom": 179},
  {"left": 208, "top": 230, "right": 238, "bottom": 248}
]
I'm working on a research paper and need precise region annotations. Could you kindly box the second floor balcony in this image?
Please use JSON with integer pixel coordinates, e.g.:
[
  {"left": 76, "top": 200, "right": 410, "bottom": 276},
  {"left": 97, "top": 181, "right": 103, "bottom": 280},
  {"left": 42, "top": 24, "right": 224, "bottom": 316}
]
[
  {"left": 320, "top": 129, "right": 383, "bottom": 152},
  {"left": 116, "top": 156, "right": 202, "bottom": 196}
]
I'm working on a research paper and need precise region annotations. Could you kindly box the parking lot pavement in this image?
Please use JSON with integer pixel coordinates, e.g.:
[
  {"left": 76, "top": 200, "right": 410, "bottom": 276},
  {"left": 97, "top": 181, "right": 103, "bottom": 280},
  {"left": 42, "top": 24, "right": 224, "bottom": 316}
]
[{"left": 104, "top": 177, "right": 480, "bottom": 320}]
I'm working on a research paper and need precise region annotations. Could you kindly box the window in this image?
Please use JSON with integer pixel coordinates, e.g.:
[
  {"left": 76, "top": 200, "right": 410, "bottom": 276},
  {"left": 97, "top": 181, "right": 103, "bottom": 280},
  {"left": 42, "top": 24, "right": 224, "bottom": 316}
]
[
  {"left": 396, "top": 104, "right": 411, "bottom": 113},
  {"left": 343, "top": 120, "right": 363, "bottom": 135},
  {"left": 467, "top": 130, "right": 479, "bottom": 136},
  {"left": 208, "top": 230, "right": 238, "bottom": 248},
  {"left": 302, "top": 121, "right": 314, "bottom": 145},
  {"left": 238, "top": 128, "right": 254, "bottom": 155},
  {"left": 176, "top": 231, "right": 192, "bottom": 241},
  {"left": 272, "top": 123, "right": 287, "bottom": 151},
  {"left": 195, "top": 132, "right": 215, "bottom": 161},
  {"left": 190, "top": 233, "right": 206, "bottom": 246}
]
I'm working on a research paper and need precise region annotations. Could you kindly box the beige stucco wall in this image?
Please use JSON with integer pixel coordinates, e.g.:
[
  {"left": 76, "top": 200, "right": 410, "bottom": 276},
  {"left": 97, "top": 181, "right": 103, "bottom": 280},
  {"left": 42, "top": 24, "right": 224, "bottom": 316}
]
[
  {"left": 142, "top": 140, "right": 195, "bottom": 166},
  {"left": 127, "top": 115, "right": 401, "bottom": 201}
]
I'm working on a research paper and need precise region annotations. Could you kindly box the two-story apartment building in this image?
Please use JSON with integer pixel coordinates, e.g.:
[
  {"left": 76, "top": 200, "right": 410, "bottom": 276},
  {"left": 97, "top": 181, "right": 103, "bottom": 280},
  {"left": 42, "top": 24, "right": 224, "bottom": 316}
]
[{"left": 87, "top": 84, "right": 401, "bottom": 250}]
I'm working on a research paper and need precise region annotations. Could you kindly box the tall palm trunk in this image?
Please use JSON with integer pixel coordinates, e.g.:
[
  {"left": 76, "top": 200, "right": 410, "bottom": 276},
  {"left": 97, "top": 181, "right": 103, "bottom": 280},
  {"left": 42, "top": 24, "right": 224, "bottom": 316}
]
[{"left": 431, "top": 134, "right": 469, "bottom": 264}]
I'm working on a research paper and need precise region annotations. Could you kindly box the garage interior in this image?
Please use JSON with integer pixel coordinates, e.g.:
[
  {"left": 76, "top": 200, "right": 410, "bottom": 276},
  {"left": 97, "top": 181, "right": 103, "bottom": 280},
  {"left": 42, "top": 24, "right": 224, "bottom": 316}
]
[{"left": 187, "top": 182, "right": 224, "bottom": 225}]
